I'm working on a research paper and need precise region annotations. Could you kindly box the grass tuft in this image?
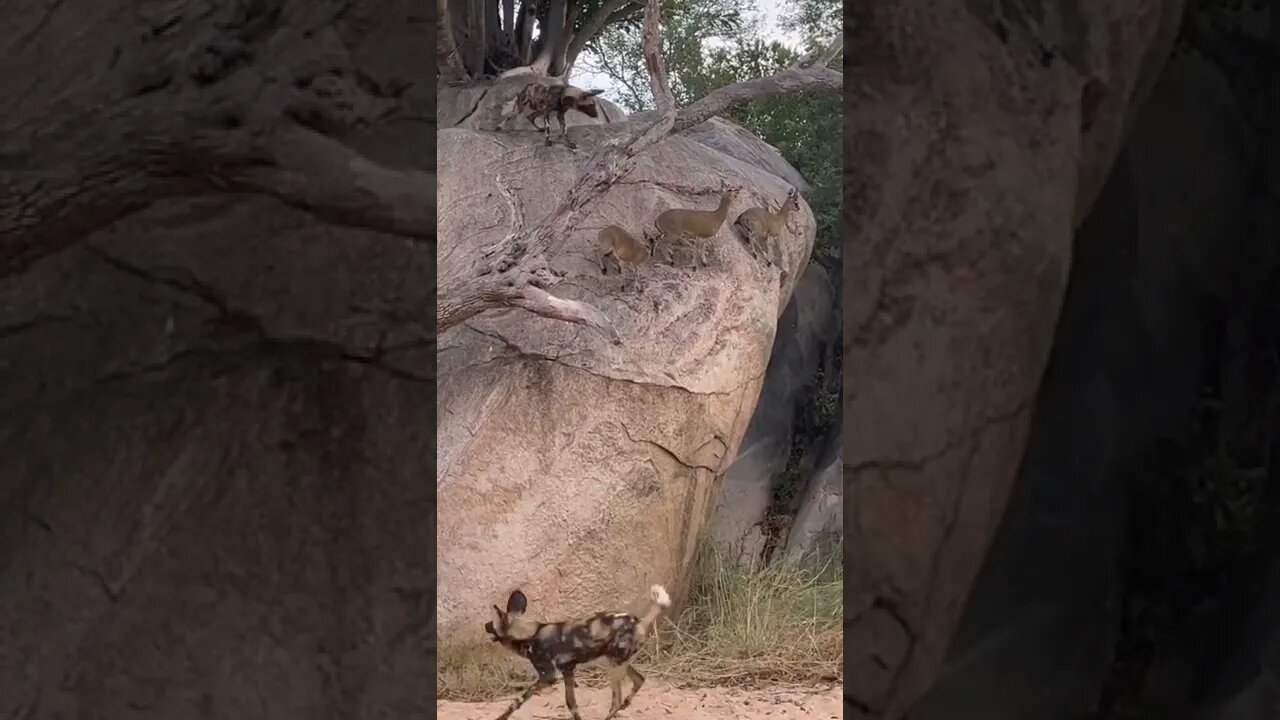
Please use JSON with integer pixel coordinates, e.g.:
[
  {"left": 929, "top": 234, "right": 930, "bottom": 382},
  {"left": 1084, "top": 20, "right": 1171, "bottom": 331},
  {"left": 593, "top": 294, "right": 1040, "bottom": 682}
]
[{"left": 437, "top": 538, "right": 843, "bottom": 700}]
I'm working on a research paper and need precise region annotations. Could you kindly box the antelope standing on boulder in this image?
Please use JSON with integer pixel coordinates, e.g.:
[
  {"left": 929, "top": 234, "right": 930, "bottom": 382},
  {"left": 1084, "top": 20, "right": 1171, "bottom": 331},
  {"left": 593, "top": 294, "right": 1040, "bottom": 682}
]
[
  {"left": 654, "top": 182, "right": 740, "bottom": 270},
  {"left": 495, "top": 82, "right": 608, "bottom": 148},
  {"left": 733, "top": 187, "right": 801, "bottom": 267},
  {"left": 598, "top": 225, "right": 656, "bottom": 289}
]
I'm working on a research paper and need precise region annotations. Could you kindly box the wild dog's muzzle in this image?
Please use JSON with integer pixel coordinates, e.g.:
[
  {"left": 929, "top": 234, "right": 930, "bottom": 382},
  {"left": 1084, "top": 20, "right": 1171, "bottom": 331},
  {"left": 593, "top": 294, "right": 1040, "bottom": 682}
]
[{"left": 484, "top": 620, "right": 499, "bottom": 640}]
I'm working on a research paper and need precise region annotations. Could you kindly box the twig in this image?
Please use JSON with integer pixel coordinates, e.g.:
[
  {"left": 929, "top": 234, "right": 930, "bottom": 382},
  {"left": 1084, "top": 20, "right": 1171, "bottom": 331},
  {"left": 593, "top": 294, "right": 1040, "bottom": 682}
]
[{"left": 792, "top": 35, "right": 844, "bottom": 70}]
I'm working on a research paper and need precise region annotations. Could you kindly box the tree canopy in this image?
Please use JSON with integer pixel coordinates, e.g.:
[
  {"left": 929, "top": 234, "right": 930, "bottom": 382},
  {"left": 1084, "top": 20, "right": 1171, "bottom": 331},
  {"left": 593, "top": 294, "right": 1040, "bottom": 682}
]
[{"left": 440, "top": 0, "right": 676, "bottom": 80}]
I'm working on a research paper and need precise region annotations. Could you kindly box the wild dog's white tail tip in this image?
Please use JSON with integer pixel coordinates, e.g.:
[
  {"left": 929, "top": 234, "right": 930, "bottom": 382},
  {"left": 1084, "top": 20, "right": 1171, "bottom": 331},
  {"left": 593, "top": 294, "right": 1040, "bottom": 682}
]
[{"left": 651, "top": 584, "right": 671, "bottom": 608}]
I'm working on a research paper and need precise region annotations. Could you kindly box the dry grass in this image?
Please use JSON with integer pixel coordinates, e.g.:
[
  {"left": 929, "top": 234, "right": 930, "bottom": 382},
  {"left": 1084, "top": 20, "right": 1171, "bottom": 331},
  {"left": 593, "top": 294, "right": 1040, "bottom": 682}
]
[{"left": 437, "top": 540, "right": 842, "bottom": 701}]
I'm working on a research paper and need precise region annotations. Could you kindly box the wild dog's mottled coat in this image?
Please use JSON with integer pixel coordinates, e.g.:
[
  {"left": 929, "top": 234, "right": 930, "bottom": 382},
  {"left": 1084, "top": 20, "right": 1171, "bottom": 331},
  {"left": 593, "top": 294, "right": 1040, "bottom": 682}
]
[
  {"left": 495, "top": 82, "right": 607, "bottom": 147},
  {"left": 485, "top": 585, "right": 671, "bottom": 720}
]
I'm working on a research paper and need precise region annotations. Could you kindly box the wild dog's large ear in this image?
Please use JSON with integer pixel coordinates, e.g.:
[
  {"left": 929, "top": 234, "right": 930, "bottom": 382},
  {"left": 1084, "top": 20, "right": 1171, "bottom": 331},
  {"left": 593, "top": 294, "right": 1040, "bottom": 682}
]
[
  {"left": 506, "top": 590, "right": 528, "bottom": 615},
  {"left": 585, "top": 89, "right": 605, "bottom": 97},
  {"left": 491, "top": 604, "right": 505, "bottom": 623}
]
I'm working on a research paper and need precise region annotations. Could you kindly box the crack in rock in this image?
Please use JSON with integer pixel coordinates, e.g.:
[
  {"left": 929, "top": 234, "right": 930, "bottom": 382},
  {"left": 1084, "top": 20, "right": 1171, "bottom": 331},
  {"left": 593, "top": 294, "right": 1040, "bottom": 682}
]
[{"left": 618, "top": 421, "right": 720, "bottom": 473}]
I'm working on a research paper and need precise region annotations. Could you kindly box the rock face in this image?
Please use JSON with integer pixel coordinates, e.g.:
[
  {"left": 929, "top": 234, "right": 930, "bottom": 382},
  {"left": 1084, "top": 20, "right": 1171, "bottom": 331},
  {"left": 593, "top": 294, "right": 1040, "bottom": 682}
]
[
  {"left": 707, "top": 262, "right": 838, "bottom": 566},
  {"left": 782, "top": 419, "right": 841, "bottom": 565},
  {"left": 853, "top": 5, "right": 1280, "bottom": 717},
  {"left": 439, "top": 80, "right": 807, "bottom": 197},
  {"left": 0, "top": 153, "right": 436, "bottom": 717},
  {"left": 436, "top": 119, "right": 815, "bottom": 644},
  {"left": 844, "top": 0, "right": 1186, "bottom": 715}
]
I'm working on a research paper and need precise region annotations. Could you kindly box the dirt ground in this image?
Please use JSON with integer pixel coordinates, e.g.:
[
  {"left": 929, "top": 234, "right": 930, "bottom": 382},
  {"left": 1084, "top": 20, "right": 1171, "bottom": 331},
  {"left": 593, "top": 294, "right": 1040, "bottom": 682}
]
[{"left": 436, "top": 683, "right": 842, "bottom": 719}]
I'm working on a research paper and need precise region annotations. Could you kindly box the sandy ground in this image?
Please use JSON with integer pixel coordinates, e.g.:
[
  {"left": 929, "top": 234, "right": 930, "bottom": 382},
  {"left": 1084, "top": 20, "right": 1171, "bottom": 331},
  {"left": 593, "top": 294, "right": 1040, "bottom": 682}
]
[{"left": 436, "top": 683, "right": 842, "bottom": 719}]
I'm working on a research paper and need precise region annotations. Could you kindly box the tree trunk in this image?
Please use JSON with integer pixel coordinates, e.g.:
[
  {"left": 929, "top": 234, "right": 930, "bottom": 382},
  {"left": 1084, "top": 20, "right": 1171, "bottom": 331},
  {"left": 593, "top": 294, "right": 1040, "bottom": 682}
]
[
  {"left": 503, "top": 0, "right": 515, "bottom": 43},
  {"left": 463, "top": 0, "right": 487, "bottom": 76},
  {"left": 529, "top": 0, "right": 566, "bottom": 74},
  {"left": 565, "top": 0, "right": 635, "bottom": 71},
  {"left": 487, "top": 0, "right": 504, "bottom": 58},
  {"left": 517, "top": 0, "right": 535, "bottom": 63},
  {"left": 439, "top": 0, "right": 471, "bottom": 82}
]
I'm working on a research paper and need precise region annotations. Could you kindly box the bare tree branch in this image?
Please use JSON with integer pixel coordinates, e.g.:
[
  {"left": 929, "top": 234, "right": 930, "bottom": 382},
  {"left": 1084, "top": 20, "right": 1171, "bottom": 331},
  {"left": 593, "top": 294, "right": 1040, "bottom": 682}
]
[
  {"left": 439, "top": 0, "right": 846, "bottom": 339},
  {"left": 792, "top": 34, "right": 844, "bottom": 70},
  {"left": 671, "top": 65, "right": 841, "bottom": 133},
  {"left": 0, "top": 95, "right": 435, "bottom": 278},
  {"left": 513, "top": 286, "right": 622, "bottom": 341},
  {"left": 220, "top": 126, "right": 435, "bottom": 242},
  {"left": 437, "top": 0, "right": 677, "bottom": 339},
  {"left": 566, "top": 0, "right": 639, "bottom": 69},
  {"left": 1, "top": 20, "right": 435, "bottom": 280}
]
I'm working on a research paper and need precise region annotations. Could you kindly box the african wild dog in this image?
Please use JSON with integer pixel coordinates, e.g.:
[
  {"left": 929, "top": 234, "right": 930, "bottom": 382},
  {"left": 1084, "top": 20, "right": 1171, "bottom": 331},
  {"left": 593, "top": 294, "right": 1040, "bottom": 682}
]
[
  {"left": 484, "top": 584, "right": 671, "bottom": 719},
  {"left": 494, "top": 82, "right": 608, "bottom": 148}
]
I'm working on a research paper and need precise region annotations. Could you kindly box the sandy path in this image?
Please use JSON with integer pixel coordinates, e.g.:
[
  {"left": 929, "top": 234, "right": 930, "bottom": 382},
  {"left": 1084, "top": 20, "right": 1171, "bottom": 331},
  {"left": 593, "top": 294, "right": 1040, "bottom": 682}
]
[{"left": 437, "top": 683, "right": 842, "bottom": 720}]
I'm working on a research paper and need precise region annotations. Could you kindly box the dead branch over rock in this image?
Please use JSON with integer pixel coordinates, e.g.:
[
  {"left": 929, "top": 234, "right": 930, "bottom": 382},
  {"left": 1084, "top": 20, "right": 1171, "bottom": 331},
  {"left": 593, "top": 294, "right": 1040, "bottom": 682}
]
[
  {"left": 0, "top": 0, "right": 837, "bottom": 341},
  {"left": 0, "top": 0, "right": 433, "bottom": 279},
  {"left": 436, "top": 0, "right": 676, "bottom": 342},
  {"left": 437, "top": 9, "right": 841, "bottom": 339}
]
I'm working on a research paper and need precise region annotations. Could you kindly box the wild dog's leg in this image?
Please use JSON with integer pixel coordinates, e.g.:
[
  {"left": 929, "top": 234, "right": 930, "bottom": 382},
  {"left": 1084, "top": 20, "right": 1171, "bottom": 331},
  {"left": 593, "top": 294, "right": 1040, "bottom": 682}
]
[
  {"left": 529, "top": 111, "right": 551, "bottom": 145},
  {"left": 562, "top": 666, "right": 583, "bottom": 720},
  {"left": 556, "top": 110, "right": 576, "bottom": 149},
  {"left": 604, "top": 663, "right": 625, "bottom": 719},
  {"left": 496, "top": 96, "right": 522, "bottom": 131},
  {"left": 619, "top": 665, "right": 646, "bottom": 710},
  {"left": 495, "top": 675, "right": 553, "bottom": 720}
]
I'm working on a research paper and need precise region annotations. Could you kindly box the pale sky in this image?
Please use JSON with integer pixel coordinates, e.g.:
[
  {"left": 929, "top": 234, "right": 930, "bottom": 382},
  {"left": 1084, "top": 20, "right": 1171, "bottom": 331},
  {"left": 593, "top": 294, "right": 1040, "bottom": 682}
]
[{"left": 570, "top": 0, "right": 802, "bottom": 107}]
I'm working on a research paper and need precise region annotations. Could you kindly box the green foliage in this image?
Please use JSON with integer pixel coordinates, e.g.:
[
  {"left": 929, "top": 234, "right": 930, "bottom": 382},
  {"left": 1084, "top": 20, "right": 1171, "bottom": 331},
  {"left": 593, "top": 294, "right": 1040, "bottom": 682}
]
[
  {"left": 778, "top": 0, "right": 839, "bottom": 44},
  {"left": 579, "top": 0, "right": 840, "bottom": 262}
]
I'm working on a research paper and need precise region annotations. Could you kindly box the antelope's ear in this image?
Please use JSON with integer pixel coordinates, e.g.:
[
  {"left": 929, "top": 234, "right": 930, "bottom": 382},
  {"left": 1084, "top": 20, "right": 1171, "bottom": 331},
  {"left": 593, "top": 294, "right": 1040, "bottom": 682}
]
[
  {"left": 586, "top": 88, "right": 605, "bottom": 97},
  {"left": 506, "top": 589, "right": 528, "bottom": 615}
]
